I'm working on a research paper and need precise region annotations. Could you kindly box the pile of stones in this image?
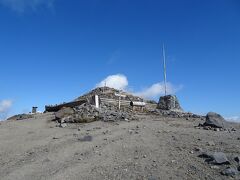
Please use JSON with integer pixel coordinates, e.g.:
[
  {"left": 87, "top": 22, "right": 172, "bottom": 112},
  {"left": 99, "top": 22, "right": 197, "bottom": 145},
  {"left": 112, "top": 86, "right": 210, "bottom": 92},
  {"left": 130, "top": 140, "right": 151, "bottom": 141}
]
[
  {"left": 151, "top": 109, "right": 204, "bottom": 119},
  {"left": 55, "top": 102, "right": 137, "bottom": 126},
  {"left": 75, "top": 87, "right": 143, "bottom": 102},
  {"left": 150, "top": 94, "right": 204, "bottom": 119}
]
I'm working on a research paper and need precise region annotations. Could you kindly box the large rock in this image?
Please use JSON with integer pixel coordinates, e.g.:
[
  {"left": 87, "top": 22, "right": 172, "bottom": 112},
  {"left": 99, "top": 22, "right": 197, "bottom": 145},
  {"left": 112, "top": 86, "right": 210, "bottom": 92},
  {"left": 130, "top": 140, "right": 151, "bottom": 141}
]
[
  {"left": 157, "top": 95, "right": 183, "bottom": 111},
  {"left": 212, "top": 152, "right": 230, "bottom": 165},
  {"left": 55, "top": 107, "right": 75, "bottom": 119},
  {"left": 199, "top": 151, "right": 230, "bottom": 165},
  {"left": 203, "top": 112, "right": 226, "bottom": 128}
]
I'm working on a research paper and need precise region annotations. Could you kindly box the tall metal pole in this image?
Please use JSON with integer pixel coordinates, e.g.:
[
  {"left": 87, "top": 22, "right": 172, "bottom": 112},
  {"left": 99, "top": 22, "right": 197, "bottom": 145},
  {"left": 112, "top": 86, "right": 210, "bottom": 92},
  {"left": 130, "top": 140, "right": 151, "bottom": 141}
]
[{"left": 163, "top": 44, "right": 167, "bottom": 96}]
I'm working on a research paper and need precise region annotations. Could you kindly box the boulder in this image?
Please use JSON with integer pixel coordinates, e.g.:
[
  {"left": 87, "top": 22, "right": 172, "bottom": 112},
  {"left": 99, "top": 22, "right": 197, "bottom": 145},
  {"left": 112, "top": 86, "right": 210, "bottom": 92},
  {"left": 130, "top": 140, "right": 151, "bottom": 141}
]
[
  {"left": 221, "top": 167, "right": 239, "bottom": 176},
  {"left": 199, "top": 151, "right": 230, "bottom": 165},
  {"left": 157, "top": 95, "right": 183, "bottom": 111},
  {"left": 212, "top": 152, "right": 230, "bottom": 165},
  {"left": 55, "top": 107, "right": 75, "bottom": 119},
  {"left": 203, "top": 112, "right": 226, "bottom": 128}
]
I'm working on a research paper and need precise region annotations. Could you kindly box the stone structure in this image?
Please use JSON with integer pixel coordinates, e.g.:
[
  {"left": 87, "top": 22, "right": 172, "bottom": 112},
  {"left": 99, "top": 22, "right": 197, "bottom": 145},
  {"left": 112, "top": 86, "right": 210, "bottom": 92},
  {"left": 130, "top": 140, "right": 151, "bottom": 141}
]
[
  {"left": 157, "top": 95, "right": 183, "bottom": 111},
  {"left": 32, "top": 107, "right": 38, "bottom": 114}
]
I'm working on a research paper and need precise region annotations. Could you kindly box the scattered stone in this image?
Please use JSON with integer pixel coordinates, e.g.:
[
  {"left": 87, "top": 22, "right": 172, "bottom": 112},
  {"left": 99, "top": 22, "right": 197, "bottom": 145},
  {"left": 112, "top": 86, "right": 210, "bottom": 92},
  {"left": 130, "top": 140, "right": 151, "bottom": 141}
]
[
  {"left": 59, "top": 123, "right": 67, "bottom": 128},
  {"left": 78, "top": 135, "right": 93, "bottom": 142},
  {"left": 203, "top": 126, "right": 209, "bottom": 130},
  {"left": 237, "top": 137, "right": 240, "bottom": 140},
  {"left": 210, "top": 165, "right": 220, "bottom": 170},
  {"left": 203, "top": 112, "right": 226, "bottom": 128},
  {"left": 194, "top": 147, "right": 203, "bottom": 152},
  {"left": 221, "top": 167, "right": 239, "bottom": 176},
  {"left": 199, "top": 151, "right": 213, "bottom": 159},
  {"left": 234, "top": 156, "right": 240, "bottom": 164},
  {"left": 148, "top": 177, "right": 158, "bottom": 180},
  {"left": 124, "top": 119, "right": 130, "bottom": 122},
  {"left": 143, "top": 155, "right": 147, "bottom": 158},
  {"left": 207, "top": 141, "right": 215, "bottom": 146},
  {"left": 128, "top": 130, "right": 134, "bottom": 134}
]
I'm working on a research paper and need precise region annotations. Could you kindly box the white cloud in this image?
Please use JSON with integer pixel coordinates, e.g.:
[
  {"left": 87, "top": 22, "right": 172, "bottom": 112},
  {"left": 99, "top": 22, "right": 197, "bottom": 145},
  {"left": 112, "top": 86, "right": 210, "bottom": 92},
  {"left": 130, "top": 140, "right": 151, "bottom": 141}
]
[
  {"left": 135, "top": 82, "right": 182, "bottom": 99},
  {"left": 0, "top": 100, "right": 13, "bottom": 121},
  {"left": 0, "top": 100, "right": 13, "bottom": 113},
  {"left": 0, "top": 0, "right": 55, "bottom": 13},
  {"left": 225, "top": 116, "right": 240, "bottom": 122},
  {"left": 96, "top": 74, "right": 182, "bottom": 99},
  {"left": 96, "top": 74, "right": 128, "bottom": 90}
]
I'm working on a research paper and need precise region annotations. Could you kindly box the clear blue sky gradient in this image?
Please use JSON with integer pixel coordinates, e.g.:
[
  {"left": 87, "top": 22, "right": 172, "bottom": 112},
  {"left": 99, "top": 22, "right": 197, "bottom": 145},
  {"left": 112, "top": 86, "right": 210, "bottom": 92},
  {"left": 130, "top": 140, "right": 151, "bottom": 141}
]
[{"left": 0, "top": 0, "right": 239, "bottom": 118}]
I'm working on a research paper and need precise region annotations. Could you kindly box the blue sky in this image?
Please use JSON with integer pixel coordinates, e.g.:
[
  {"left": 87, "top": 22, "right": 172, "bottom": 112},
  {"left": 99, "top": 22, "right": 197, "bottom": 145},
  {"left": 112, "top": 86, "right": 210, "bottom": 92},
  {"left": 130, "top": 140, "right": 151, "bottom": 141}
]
[{"left": 0, "top": 0, "right": 240, "bottom": 121}]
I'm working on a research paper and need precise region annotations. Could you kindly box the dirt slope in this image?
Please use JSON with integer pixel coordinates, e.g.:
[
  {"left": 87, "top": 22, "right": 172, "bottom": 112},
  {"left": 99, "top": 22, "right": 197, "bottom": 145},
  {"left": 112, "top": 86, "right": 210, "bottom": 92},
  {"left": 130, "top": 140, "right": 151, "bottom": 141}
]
[{"left": 0, "top": 113, "right": 239, "bottom": 180}]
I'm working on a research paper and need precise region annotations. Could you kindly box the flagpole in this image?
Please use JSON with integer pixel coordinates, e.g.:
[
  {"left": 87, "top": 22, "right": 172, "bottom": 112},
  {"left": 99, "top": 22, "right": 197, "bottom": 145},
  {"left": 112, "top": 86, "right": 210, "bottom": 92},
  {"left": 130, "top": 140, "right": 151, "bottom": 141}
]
[{"left": 163, "top": 44, "right": 167, "bottom": 96}]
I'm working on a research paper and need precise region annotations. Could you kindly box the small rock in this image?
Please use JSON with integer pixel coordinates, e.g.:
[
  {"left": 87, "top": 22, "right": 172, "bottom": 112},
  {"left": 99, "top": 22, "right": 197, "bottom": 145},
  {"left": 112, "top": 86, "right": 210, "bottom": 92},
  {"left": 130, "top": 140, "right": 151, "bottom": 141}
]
[
  {"left": 60, "top": 123, "right": 67, "bottom": 128},
  {"left": 237, "top": 137, "right": 240, "bottom": 140},
  {"left": 128, "top": 130, "right": 134, "bottom": 134},
  {"left": 194, "top": 147, "right": 203, "bottom": 152},
  {"left": 199, "top": 151, "right": 213, "bottom": 159},
  {"left": 134, "top": 156, "right": 139, "bottom": 159},
  {"left": 143, "top": 155, "right": 147, "bottom": 158},
  {"left": 210, "top": 165, "right": 220, "bottom": 170},
  {"left": 203, "top": 126, "right": 210, "bottom": 130},
  {"left": 234, "top": 156, "right": 240, "bottom": 163},
  {"left": 148, "top": 177, "right": 157, "bottom": 180},
  {"left": 78, "top": 135, "right": 93, "bottom": 142},
  {"left": 190, "top": 151, "right": 194, "bottom": 154},
  {"left": 124, "top": 118, "right": 129, "bottom": 122},
  {"left": 221, "top": 167, "right": 239, "bottom": 176},
  {"left": 207, "top": 141, "right": 215, "bottom": 146},
  {"left": 214, "top": 128, "right": 220, "bottom": 132}
]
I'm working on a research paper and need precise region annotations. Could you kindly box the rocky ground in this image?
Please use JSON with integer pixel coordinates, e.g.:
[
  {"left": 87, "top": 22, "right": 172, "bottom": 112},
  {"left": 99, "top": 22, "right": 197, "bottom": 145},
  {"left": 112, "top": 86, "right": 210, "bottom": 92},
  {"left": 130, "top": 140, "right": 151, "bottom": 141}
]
[{"left": 0, "top": 113, "right": 240, "bottom": 180}]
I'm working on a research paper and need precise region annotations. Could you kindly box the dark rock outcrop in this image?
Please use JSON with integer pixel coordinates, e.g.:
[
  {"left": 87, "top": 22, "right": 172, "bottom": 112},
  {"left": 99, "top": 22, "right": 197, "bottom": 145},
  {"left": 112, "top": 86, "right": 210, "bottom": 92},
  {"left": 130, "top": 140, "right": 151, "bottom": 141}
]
[
  {"left": 157, "top": 95, "right": 183, "bottom": 111},
  {"left": 203, "top": 112, "right": 226, "bottom": 128}
]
